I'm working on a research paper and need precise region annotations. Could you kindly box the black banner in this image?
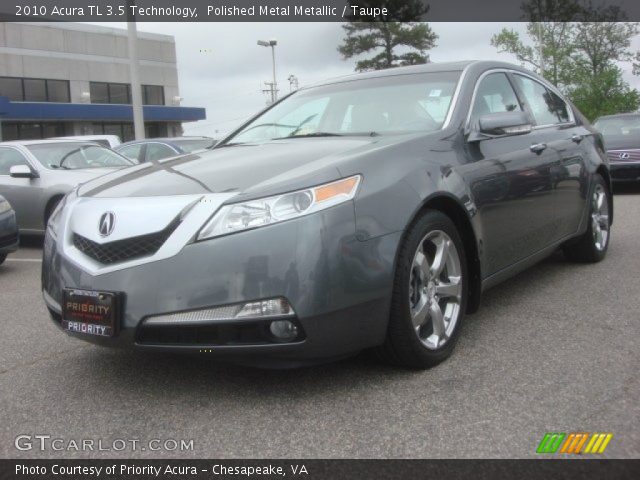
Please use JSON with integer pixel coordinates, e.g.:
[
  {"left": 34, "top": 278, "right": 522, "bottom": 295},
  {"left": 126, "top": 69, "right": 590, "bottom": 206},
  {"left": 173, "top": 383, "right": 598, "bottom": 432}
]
[
  {"left": 2, "top": 0, "right": 640, "bottom": 22},
  {"left": 3, "top": 459, "right": 640, "bottom": 480}
]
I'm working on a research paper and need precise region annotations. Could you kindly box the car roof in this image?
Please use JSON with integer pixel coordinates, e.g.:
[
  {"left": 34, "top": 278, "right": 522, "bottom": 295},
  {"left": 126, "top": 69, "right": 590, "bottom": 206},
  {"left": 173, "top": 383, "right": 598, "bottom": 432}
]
[
  {"left": 303, "top": 60, "right": 534, "bottom": 89},
  {"left": 0, "top": 139, "right": 102, "bottom": 146}
]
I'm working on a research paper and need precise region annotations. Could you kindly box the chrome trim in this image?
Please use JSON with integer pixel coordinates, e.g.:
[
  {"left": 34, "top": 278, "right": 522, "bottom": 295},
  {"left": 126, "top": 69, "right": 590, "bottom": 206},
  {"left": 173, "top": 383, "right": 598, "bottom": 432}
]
[
  {"left": 441, "top": 62, "right": 474, "bottom": 129},
  {"left": 144, "top": 300, "right": 296, "bottom": 326},
  {"left": 57, "top": 192, "right": 238, "bottom": 276}
]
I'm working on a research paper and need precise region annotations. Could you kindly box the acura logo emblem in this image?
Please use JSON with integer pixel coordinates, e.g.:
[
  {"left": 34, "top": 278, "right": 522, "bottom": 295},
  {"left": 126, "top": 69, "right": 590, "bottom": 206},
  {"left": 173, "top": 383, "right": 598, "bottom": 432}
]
[
  {"left": 98, "top": 212, "right": 116, "bottom": 237},
  {"left": 618, "top": 152, "right": 630, "bottom": 160}
]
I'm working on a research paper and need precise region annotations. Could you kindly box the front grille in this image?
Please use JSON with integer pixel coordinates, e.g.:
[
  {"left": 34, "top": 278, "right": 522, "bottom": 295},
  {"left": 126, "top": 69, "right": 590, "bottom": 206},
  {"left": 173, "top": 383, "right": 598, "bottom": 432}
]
[
  {"left": 73, "top": 219, "right": 180, "bottom": 265},
  {"left": 0, "top": 233, "right": 18, "bottom": 249},
  {"left": 607, "top": 149, "right": 640, "bottom": 163}
]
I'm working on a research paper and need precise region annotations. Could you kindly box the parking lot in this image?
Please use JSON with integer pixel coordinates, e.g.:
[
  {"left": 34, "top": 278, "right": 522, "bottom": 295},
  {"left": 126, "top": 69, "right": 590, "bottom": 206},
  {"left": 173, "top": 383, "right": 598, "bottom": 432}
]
[{"left": 1, "top": 186, "right": 638, "bottom": 459}]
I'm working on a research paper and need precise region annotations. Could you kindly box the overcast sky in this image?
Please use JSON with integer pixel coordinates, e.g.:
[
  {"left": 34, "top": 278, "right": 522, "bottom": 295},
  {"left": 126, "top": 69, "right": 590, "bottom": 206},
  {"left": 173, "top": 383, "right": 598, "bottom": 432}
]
[{"left": 93, "top": 22, "right": 640, "bottom": 137}]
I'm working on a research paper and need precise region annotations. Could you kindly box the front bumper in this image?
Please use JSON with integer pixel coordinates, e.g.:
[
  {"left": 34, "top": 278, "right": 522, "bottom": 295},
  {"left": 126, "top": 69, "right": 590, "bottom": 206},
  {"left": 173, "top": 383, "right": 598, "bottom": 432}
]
[
  {"left": 610, "top": 162, "right": 640, "bottom": 182},
  {"left": 42, "top": 202, "right": 401, "bottom": 365},
  {"left": 0, "top": 210, "right": 19, "bottom": 254}
]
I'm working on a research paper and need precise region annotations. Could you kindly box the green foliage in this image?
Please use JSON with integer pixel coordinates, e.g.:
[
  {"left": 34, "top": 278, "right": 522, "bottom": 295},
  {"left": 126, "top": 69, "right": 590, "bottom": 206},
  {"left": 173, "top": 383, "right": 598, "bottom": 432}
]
[
  {"left": 568, "top": 66, "right": 640, "bottom": 120},
  {"left": 338, "top": 1, "right": 437, "bottom": 72},
  {"left": 490, "top": 0, "right": 640, "bottom": 120}
]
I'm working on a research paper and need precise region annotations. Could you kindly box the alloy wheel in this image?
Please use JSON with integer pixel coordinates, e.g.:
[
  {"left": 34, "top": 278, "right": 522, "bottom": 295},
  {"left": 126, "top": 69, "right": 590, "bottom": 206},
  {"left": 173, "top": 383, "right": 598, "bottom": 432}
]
[
  {"left": 591, "top": 185, "right": 609, "bottom": 251},
  {"left": 408, "top": 230, "right": 462, "bottom": 350}
]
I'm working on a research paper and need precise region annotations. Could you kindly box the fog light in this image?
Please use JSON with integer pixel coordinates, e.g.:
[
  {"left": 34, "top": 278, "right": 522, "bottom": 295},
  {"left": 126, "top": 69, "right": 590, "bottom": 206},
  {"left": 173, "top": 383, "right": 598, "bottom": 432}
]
[
  {"left": 144, "top": 297, "right": 295, "bottom": 326},
  {"left": 269, "top": 320, "right": 298, "bottom": 341}
]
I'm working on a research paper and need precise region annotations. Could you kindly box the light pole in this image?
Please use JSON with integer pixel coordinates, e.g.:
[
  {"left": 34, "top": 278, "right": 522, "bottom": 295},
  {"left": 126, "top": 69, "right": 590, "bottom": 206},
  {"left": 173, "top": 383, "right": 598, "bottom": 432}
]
[
  {"left": 127, "top": 1, "right": 145, "bottom": 140},
  {"left": 258, "top": 39, "right": 278, "bottom": 104}
]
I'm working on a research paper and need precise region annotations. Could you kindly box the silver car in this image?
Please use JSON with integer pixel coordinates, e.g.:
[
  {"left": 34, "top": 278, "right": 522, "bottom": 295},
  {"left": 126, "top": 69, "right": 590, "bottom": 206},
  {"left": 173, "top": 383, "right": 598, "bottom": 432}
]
[{"left": 0, "top": 140, "right": 134, "bottom": 234}]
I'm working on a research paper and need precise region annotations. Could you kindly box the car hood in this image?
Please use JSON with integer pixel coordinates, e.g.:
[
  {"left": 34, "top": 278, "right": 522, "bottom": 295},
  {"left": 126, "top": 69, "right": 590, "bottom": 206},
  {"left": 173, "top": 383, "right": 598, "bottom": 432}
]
[
  {"left": 602, "top": 135, "right": 640, "bottom": 151},
  {"left": 77, "top": 136, "right": 393, "bottom": 199},
  {"left": 45, "top": 167, "right": 125, "bottom": 184}
]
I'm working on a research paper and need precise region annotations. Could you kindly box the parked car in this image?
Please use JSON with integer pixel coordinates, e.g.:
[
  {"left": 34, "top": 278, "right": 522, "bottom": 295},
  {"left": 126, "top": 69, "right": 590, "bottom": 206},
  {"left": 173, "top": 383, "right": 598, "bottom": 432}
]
[
  {"left": 115, "top": 136, "right": 216, "bottom": 163},
  {"left": 50, "top": 135, "right": 122, "bottom": 149},
  {"left": 0, "top": 140, "right": 134, "bottom": 234},
  {"left": 42, "top": 61, "right": 611, "bottom": 369},
  {"left": 593, "top": 113, "right": 640, "bottom": 183},
  {"left": 0, "top": 194, "right": 19, "bottom": 265}
]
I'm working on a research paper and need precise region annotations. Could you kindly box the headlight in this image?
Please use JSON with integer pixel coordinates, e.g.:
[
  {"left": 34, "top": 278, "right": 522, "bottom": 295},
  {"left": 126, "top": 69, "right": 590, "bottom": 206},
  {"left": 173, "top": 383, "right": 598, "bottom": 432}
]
[
  {"left": 0, "top": 199, "right": 11, "bottom": 214},
  {"left": 197, "top": 175, "right": 361, "bottom": 240}
]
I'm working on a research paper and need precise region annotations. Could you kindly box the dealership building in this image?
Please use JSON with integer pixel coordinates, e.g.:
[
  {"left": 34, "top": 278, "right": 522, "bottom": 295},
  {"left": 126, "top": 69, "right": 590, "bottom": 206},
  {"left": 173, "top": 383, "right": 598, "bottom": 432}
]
[{"left": 0, "top": 22, "right": 205, "bottom": 141}]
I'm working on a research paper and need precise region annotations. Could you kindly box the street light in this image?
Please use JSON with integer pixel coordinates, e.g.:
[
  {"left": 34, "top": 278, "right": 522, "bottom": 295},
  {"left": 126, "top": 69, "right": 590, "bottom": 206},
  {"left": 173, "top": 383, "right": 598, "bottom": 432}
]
[{"left": 257, "top": 39, "right": 278, "bottom": 104}]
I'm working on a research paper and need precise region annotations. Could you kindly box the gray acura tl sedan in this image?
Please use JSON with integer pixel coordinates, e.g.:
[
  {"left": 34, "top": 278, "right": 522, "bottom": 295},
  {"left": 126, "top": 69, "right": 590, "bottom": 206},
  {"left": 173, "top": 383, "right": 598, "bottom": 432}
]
[
  {"left": 0, "top": 140, "right": 134, "bottom": 235},
  {"left": 42, "top": 61, "right": 612, "bottom": 368}
]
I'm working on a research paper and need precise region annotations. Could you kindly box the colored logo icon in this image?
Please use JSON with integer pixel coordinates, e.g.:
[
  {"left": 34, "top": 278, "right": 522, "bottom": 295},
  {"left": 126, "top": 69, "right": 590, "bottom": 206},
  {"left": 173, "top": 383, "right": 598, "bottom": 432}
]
[{"left": 537, "top": 433, "right": 613, "bottom": 454}]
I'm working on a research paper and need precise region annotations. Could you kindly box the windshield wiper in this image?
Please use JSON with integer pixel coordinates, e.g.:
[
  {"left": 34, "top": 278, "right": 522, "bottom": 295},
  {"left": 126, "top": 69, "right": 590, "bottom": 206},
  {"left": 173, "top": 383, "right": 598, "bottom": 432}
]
[{"left": 272, "top": 132, "right": 343, "bottom": 140}]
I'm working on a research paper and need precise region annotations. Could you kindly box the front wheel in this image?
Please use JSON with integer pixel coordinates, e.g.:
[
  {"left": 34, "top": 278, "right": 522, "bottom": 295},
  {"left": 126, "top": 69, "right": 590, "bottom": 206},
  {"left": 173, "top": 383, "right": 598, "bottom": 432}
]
[
  {"left": 563, "top": 174, "right": 611, "bottom": 263},
  {"left": 379, "top": 210, "right": 468, "bottom": 369},
  {"left": 0, "top": 253, "right": 6, "bottom": 265}
]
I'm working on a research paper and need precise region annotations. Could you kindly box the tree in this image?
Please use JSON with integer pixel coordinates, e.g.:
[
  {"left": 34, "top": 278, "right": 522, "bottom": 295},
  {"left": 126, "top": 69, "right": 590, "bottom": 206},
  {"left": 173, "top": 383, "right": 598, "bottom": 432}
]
[
  {"left": 491, "top": 23, "right": 575, "bottom": 87},
  {"left": 490, "top": 0, "right": 640, "bottom": 120},
  {"left": 568, "top": 65, "right": 640, "bottom": 120},
  {"left": 338, "top": 1, "right": 437, "bottom": 72}
]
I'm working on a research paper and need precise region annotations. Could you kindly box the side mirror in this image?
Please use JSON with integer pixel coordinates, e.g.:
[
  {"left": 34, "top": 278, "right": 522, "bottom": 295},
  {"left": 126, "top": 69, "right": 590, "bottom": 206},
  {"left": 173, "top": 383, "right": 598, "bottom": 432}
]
[
  {"left": 472, "top": 111, "right": 532, "bottom": 140},
  {"left": 9, "top": 165, "right": 37, "bottom": 179}
]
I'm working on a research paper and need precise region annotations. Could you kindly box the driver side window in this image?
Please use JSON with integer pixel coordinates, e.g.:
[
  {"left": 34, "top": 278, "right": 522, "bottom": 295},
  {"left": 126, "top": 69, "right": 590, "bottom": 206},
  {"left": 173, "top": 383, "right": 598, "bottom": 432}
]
[
  {"left": 0, "top": 147, "right": 30, "bottom": 175},
  {"left": 470, "top": 73, "right": 523, "bottom": 126}
]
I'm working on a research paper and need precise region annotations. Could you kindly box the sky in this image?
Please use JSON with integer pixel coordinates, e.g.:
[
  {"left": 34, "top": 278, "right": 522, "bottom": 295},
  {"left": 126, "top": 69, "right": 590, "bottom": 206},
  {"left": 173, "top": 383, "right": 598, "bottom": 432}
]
[{"left": 92, "top": 22, "right": 640, "bottom": 138}]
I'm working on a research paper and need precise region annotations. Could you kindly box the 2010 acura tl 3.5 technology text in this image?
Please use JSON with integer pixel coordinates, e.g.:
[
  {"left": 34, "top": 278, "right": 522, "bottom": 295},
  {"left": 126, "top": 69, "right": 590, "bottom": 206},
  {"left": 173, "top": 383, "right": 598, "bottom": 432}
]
[{"left": 41, "top": 61, "right": 612, "bottom": 368}]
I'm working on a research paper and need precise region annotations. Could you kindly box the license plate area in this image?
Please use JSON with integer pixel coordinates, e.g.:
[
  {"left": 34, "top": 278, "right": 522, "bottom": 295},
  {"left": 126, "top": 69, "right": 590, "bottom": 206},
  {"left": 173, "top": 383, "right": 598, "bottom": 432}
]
[{"left": 62, "top": 288, "right": 120, "bottom": 337}]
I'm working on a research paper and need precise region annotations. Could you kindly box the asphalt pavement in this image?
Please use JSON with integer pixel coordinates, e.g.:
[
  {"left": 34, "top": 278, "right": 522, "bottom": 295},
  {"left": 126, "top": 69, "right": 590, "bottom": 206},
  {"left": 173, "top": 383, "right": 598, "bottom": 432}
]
[{"left": 1, "top": 186, "right": 639, "bottom": 459}]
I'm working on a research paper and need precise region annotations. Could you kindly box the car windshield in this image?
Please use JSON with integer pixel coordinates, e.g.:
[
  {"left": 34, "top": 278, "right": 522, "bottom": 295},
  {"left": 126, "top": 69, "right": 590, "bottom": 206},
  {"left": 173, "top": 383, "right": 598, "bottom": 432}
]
[
  {"left": 26, "top": 143, "right": 134, "bottom": 170},
  {"left": 173, "top": 138, "right": 216, "bottom": 152},
  {"left": 594, "top": 115, "right": 640, "bottom": 140},
  {"left": 225, "top": 71, "right": 461, "bottom": 144}
]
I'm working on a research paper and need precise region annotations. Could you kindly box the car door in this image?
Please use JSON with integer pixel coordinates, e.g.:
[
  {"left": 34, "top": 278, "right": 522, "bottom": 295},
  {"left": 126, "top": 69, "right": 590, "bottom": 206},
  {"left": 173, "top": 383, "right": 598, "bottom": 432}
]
[
  {"left": 511, "top": 73, "right": 589, "bottom": 240},
  {"left": 460, "top": 71, "right": 560, "bottom": 275},
  {"left": 0, "top": 146, "right": 43, "bottom": 231}
]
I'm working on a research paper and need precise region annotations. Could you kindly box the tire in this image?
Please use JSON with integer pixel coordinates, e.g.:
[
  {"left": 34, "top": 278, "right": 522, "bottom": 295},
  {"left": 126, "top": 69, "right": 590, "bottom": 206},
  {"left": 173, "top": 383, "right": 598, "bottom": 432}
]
[
  {"left": 563, "top": 174, "right": 611, "bottom": 263},
  {"left": 0, "top": 253, "right": 6, "bottom": 265},
  {"left": 378, "top": 210, "right": 468, "bottom": 369}
]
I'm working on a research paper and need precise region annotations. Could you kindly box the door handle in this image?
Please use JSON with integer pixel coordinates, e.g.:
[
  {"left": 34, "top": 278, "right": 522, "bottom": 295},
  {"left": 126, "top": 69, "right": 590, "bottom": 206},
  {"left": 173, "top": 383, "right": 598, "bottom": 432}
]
[
  {"left": 530, "top": 143, "right": 547, "bottom": 153},
  {"left": 571, "top": 134, "right": 583, "bottom": 143}
]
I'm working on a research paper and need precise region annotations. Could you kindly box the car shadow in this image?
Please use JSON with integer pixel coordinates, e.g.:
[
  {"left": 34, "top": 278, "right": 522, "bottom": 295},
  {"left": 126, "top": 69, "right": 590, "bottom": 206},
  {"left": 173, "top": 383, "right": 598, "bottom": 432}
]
[
  {"left": 17, "top": 234, "right": 44, "bottom": 248},
  {"left": 612, "top": 183, "right": 640, "bottom": 195}
]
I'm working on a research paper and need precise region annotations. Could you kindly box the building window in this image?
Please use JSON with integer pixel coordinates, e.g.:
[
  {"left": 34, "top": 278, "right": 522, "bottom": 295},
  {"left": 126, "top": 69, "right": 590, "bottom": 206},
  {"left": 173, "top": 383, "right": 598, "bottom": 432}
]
[
  {"left": 90, "top": 82, "right": 165, "bottom": 105},
  {"left": 90, "top": 82, "right": 131, "bottom": 104},
  {"left": 110, "top": 83, "right": 130, "bottom": 104},
  {"left": 0, "top": 77, "right": 24, "bottom": 101},
  {"left": 1, "top": 122, "right": 67, "bottom": 141},
  {"left": 0, "top": 77, "right": 70, "bottom": 103},
  {"left": 47, "top": 80, "right": 72, "bottom": 102},
  {"left": 142, "top": 85, "right": 165, "bottom": 105}
]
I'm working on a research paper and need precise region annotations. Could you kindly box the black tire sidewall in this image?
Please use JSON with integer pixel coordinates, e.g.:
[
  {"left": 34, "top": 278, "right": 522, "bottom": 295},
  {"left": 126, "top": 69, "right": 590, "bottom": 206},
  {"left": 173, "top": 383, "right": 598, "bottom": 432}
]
[{"left": 387, "top": 210, "right": 469, "bottom": 368}]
